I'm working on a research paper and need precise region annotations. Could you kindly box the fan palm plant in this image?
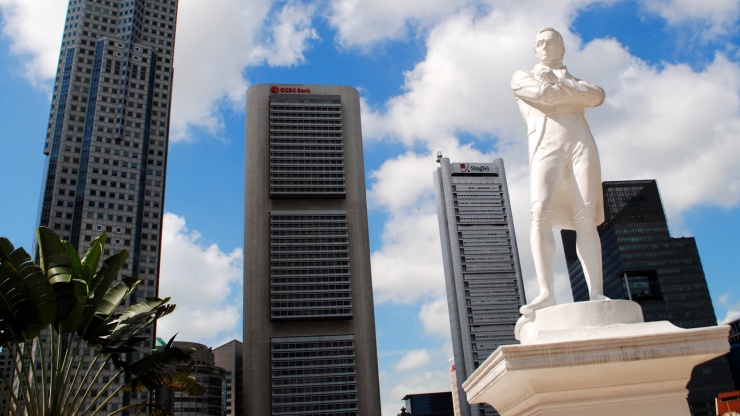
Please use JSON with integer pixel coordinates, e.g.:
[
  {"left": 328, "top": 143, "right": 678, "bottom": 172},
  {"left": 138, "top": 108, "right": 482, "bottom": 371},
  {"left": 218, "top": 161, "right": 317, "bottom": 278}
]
[{"left": 0, "top": 227, "right": 202, "bottom": 415}]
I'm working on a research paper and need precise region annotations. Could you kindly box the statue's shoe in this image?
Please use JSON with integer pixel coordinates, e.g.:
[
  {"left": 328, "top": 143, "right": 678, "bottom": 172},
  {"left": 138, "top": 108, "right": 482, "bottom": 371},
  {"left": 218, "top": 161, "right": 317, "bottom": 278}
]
[
  {"left": 519, "top": 295, "right": 555, "bottom": 316},
  {"left": 590, "top": 294, "right": 611, "bottom": 301}
]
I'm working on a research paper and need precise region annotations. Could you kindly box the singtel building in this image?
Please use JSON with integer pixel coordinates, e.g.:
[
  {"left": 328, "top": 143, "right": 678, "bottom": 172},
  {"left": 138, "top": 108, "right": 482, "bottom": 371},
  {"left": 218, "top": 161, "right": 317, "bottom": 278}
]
[
  {"left": 244, "top": 84, "right": 381, "bottom": 415},
  {"left": 434, "top": 157, "right": 526, "bottom": 416}
]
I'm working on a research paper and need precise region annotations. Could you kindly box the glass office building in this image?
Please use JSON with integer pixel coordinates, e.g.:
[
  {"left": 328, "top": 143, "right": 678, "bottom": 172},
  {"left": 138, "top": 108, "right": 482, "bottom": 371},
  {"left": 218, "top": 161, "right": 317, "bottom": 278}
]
[
  {"left": 27, "top": 0, "right": 178, "bottom": 412},
  {"left": 562, "top": 180, "right": 734, "bottom": 416},
  {"left": 244, "top": 84, "right": 381, "bottom": 416},
  {"left": 434, "top": 157, "right": 525, "bottom": 416}
]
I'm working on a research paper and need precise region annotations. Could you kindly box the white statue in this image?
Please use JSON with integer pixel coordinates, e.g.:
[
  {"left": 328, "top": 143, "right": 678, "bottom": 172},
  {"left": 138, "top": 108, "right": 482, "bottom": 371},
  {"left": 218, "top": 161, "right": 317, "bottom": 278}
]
[{"left": 511, "top": 27, "right": 608, "bottom": 316}]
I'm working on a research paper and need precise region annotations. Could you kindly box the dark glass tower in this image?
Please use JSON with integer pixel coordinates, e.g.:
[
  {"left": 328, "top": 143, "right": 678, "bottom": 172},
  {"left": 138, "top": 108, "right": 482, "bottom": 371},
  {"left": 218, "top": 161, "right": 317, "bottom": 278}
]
[
  {"left": 244, "top": 84, "right": 381, "bottom": 416},
  {"left": 433, "top": 157, "right": 525, "bottom": 416},
  {"left": 562, "top": 180, "right": 734, "bottom": 416},
  {"left": 36, "top": 0, "right": 178, "bottom": 412}
]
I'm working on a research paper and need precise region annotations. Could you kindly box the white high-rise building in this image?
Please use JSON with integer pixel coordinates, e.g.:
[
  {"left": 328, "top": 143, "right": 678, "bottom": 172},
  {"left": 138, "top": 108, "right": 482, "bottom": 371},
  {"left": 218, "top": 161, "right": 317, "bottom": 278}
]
[{"left": 434, "top": 157, "right": 526, "bottom": 416}]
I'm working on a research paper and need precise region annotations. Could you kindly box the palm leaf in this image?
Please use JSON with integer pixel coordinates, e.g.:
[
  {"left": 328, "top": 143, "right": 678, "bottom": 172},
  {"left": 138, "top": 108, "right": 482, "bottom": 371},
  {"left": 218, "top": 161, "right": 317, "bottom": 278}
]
[
  {"left": 37, "top": 227, "right": 82, "bottom": 279},
  {"left": 101, "top": 298, "right": 175, "bottom": 353},
  {"left": 80, "top": 232, "right": 106, "bottom": 286},
  {"left": 0, "top": 240, "right": 56, "bottom": 343},
  {"left": 36, "top": 227, "right": 90, "bottom": 333},
  {"left": 123, "top": 336, "right": 203, "bottom": 396},
  {"left": 79, "top": 276, "right": 139, "bottom": 345},
  {"left": 51, "top": 277, "right": 88, "bottom": 333},
  {"left": 78, "top": 252, "right": 132, "bottom": 341}
]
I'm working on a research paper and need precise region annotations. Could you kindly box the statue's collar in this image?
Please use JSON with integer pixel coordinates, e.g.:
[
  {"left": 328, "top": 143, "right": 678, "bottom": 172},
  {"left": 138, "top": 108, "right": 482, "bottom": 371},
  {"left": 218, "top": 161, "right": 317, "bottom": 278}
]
[{"left": 535, "top": 63, "right": 567, "bottom": 73}]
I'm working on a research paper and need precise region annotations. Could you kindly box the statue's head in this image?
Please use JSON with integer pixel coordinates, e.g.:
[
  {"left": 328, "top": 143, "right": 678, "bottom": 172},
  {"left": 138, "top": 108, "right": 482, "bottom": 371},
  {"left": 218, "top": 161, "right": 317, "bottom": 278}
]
[{"left": 534, "top": 27, "right": 565, "bottom": 67}]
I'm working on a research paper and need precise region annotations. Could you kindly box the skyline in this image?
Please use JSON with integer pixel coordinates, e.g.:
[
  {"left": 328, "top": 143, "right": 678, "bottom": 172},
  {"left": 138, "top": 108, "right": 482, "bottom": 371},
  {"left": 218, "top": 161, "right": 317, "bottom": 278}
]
[{"left": 1, "top": 1, "right": 739, "bottom": 415}]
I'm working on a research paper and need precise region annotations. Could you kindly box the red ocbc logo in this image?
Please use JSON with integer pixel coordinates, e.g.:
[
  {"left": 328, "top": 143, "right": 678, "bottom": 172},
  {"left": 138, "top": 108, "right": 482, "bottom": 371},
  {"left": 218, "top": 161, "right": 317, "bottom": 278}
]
[{"left": 270, "top": 85, "right": 311, "bottom": 94}]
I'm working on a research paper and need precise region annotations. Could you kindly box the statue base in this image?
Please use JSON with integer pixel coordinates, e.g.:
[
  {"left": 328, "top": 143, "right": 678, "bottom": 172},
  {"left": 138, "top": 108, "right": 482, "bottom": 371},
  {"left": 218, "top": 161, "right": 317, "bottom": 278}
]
[{"left": 463, "top": 301, "right": 730, "bottom": 416}]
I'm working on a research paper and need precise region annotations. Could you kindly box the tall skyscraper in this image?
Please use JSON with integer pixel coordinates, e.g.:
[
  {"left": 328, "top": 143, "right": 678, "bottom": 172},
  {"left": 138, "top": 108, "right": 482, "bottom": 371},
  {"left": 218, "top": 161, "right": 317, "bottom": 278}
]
[
  {"left": 562, "top": 179, "right": 734, "bottom": 416},
  {"left": 36, "top": 0, "right": 178, "bottom": 412},
  {"left": 244, "top": 84, "right": 381, "bottom": 415},
  {"left": 433, "top": 157, "right": 526, "bottom": 416}
]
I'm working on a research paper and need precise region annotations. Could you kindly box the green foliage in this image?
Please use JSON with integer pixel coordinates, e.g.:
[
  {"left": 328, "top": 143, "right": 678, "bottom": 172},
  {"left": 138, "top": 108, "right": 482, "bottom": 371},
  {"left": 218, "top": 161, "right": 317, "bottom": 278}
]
[{"left": 0, "top": 227, "right": 201, "bottom": 415}]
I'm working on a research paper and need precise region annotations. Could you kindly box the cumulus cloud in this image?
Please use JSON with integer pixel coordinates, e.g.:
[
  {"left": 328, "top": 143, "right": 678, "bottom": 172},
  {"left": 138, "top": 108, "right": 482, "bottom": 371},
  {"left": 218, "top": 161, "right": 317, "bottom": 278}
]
[
  {"left": 0, "top": 0, "right": 67, "bottom": 86},
  {"left": 419, "top": 297, "right": 452, "bottom": 338},
  {"left": 717, "top": 293, "right": 740, "bottom": 324},
  {"left": 157, "top": 213, "right": 243, "bottom": 347},
  {"left": 365, "top": 3, "right": 740, "bottom": 309},
  {"left": 370, "top": 206, "right": 445, "bottom": 303},
  {"left": 379, "top": 347, "right": 453, "bottom": 416},
  {"left": 0, "top": 0, "right": 321, "bottom": 141},
  {"left": 640, "top": 0, "right": 740, "bottom": 38},
  {"left": 250, "top": 0, "right": 318, "bottom": 66},
  {"left": 326, "top": 0, "right": 467, "bottom": 48},
  {"left": 170, "top": 0, "right": 320, "bottom": 141},
  {"left": 394, "top": 349, "right": 433, "bottom": 371}
]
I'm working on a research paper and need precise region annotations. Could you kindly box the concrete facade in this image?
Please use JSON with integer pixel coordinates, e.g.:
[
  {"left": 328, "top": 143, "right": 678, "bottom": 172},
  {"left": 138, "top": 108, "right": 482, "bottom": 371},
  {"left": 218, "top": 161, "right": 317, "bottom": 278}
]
[
  {"left": 244, "top": 84, "right": 381, "bottom": 415},
  {"left": 434, "top": 157, "right": 526, "bottom": 416}
]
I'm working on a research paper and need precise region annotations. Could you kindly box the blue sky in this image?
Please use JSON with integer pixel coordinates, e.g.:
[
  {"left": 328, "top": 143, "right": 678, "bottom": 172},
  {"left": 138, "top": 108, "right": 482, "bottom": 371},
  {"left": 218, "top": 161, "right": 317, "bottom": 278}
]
[{"left": 1, "top": 0, "right": 739, "bottom": 414}]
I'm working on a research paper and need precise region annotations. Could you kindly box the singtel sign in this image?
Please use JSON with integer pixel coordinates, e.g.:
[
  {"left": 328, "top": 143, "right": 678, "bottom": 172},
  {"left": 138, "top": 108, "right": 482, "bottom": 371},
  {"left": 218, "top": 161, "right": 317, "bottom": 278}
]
[{"left": 453, "top": 163, "right": 495, "bottom": 174}]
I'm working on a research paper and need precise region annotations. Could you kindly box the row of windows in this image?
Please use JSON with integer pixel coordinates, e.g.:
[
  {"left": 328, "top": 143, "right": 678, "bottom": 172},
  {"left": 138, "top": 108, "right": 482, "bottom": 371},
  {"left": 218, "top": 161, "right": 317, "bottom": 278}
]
[
  {"left": 273, "top": 349, "right": 356, "bottom": 359},
  {"left": 271, "top": 336, "right": 357, "bottom": 415},
  {"left": 273, "top": 288, "right": 351, "bottom": 296},
  {"left": 462, "top": 264, "right": 514, "bottom": 271},
  {"left": 269, "top": 212, "right": 352, "bottom": 315},
  {"left": 452, "top": 185, "right": 502, "bottom": 191},
  {"left": 271, "top": 276, "right": 351, "bottom": 284},
  {"left": 454, "top": 193, "right": 505, "bottom": 199},
  {"left": 271, "top": 238, "right": 349, "bottom": 245},
  {"left": 271, "top": 217, "right": 347, "bottom": 231},
  {"left": 461, "top": 247, "right": 511, "bottom": 255},
  {"left": 270, "top": 105, "right": 340, "bottom": 112},
  {"left": 272, "top": 375, "right": 356, "bottom": 386},
  {"left": 271, "top": 292, "right": 351, "bottom": 301},
  {"left": 460, "top": 239, "right": 511, "bottom": 246},
  {"left": 271, "top": 271, "right": 350, "bottom": 278}
]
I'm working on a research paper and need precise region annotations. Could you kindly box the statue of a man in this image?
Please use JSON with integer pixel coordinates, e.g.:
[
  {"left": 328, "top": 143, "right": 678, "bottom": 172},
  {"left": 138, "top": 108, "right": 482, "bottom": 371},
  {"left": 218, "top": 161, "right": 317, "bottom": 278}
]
[{"left": 511, "top": 27, "right": 608, "bottom": 315}]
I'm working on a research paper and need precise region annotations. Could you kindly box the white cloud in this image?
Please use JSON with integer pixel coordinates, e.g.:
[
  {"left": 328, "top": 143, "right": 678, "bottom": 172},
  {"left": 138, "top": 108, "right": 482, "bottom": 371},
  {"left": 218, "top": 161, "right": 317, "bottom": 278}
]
[
  {"left": 250, "top": 1, "right": 318, "bottom": 66},
  {"left": 640, "top": 0, "right": 739, "bottom": 38},
  {"left": 370, "top": 207, "right": 446, "bottom": 304},
  {"left": 0, "top": 0, "right": 67, "bottom": 87},
  {"left": 156, "top": 213, "right": 243, "bottom": 347},
  {"left": 716, "top": 293, "right": 740, "bottom": 325},
  {"left": 364, "top": 4, "right": 740, "bottom": 307},
  {"left": 170, "top": 0, "right": 320, "bottom": 141},
  {"left": 326, "top": 0, "right": 467, "bottom": 48},
  {"left": 368, "top": 152, "right": 437, "bottom": 211},
  {"left": 0, "top": 0, "right": 320, "bottom": 141},
  {"left": 394, "top": 349, "right": 433, "bottom": 371},
  {"left": 419, "top": 297, "right": 452, "bottom": 339},
  {"left": 379, "top": 347, "right": 453, "bottom": 416}
]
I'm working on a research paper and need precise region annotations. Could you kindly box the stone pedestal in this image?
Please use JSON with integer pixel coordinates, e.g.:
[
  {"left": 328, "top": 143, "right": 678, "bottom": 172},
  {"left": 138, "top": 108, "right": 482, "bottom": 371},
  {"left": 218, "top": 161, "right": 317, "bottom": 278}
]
[{"left": 463, "top": 301, "right": 730, "bottom": 416}]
